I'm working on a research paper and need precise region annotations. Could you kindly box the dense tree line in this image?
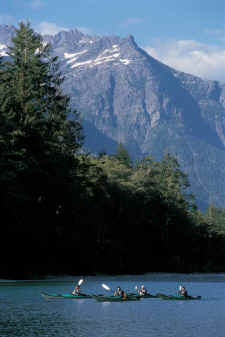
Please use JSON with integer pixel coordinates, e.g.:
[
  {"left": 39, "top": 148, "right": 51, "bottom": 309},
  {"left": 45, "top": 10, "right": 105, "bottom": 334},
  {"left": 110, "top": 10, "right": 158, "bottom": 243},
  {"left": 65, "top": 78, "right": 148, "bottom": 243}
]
[{"left": 0, "top": 23, "right": 225, "bottom": 279}]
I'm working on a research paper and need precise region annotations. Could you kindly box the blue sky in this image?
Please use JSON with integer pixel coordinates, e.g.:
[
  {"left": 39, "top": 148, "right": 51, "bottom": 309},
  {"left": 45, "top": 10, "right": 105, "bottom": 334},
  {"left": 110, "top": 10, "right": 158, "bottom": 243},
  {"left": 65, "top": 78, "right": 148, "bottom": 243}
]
[{"left": 1, "top": 0, "right": 225, "bottom": 82}]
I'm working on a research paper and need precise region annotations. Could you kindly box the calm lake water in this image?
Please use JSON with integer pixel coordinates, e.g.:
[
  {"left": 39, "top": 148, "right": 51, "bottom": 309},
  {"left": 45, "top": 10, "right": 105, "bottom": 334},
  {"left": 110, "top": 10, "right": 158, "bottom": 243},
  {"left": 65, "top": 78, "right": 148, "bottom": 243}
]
[{"left": 0, "top": 273, "right": 225, "bottom": 337}]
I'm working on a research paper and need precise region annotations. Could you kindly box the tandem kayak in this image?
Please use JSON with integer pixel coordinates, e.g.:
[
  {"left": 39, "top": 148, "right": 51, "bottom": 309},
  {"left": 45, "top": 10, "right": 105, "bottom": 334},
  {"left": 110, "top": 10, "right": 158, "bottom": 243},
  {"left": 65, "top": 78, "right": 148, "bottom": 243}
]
[
  {"left": 93, "top": 295, "right": 141, "bottom": 302},
  {"left": 158, "top": 294, "right": 201, "bottom": 300},
  {"left": 41, "top": 292, "right": 92, "bottom": 299}
]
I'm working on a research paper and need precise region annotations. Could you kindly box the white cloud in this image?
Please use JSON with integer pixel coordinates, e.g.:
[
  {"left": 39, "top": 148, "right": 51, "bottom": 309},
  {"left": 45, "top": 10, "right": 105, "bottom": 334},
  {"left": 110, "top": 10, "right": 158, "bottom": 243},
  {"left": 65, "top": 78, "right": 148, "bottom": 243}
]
[
  {"left": 145, "top": 39, "right": 225, "bottom": 82},
  {"left": 35, "top": 22, "right": 92, "bottom": 36},
  {"left": 30, "top": 0, "right": 45, "bottom": 9},
  {"left": 35, "top": 22, "right": 69, "bottom": 35}
]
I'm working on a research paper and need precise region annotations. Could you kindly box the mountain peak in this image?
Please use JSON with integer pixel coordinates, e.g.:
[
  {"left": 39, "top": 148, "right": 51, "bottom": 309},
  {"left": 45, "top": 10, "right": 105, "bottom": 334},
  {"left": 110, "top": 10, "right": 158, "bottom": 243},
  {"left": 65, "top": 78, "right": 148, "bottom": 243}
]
[{"left": 126, "top": 34, "right": 136, "bottom": 45}]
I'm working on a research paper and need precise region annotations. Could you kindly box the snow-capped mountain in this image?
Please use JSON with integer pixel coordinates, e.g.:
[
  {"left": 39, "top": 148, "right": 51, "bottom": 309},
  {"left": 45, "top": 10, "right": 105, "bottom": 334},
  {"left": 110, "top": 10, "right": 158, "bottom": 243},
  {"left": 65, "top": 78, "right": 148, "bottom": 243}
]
[{"left": 1, "top": 25, "right": 225, "bottom": 209}]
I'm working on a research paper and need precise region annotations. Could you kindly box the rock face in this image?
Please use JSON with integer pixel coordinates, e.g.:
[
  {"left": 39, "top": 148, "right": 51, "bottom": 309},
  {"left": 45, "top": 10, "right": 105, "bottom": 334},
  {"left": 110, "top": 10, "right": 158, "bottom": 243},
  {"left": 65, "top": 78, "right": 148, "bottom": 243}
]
[{"left": 1, "top": 25, "right": 225, "bottom": 209}]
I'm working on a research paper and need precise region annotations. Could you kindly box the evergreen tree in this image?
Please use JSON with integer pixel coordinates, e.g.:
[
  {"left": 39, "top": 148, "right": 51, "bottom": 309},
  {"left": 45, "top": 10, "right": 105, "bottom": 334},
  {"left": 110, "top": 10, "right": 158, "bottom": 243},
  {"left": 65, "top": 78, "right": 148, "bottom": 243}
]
[
  {"left": 114, "top": 142, "right": 132, "bottom": 168},
  {"left": 0, "top": 22, "right": 83, "bottom": 156},
  {"left": 0, "top": 21, "right": 84, "bottom": 217},
  {"left": 0, "top": 22, "right": 84, "bottom": 277}
]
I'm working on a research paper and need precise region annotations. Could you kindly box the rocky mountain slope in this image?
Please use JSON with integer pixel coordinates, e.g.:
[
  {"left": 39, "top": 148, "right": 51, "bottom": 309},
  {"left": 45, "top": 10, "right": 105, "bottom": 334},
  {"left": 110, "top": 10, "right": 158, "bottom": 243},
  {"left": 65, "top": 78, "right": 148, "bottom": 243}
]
[{"left": 1, "top": 25, "right": 225, "bottom": 210}]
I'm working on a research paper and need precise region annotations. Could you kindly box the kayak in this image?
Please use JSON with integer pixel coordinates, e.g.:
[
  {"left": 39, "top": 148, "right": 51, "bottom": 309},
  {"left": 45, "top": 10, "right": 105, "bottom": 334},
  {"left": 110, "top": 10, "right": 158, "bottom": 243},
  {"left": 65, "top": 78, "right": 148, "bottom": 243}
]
[
  {"left": 41, "top": 292, "right": 92, "bottom": 299},
  {"left": 93, "top": 295, "right": 141, "bottom": 302},
  {"left": 127, "top": 292, "right": 161, "bottom": 299},
  {"left": 158, "top": 294, "right": 201, "bottom": 300}
]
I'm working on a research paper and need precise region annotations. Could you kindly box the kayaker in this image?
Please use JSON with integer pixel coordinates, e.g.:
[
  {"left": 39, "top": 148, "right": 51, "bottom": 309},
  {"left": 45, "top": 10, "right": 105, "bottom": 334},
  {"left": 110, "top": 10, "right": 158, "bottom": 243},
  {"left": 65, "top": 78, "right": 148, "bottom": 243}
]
[
  {"left": 178, "top": 285, "right": 188, "bottom": 297},
  {"left": 72, "top": 285, "right": 81, "bottom": 296},
  {"left": 114, "top": 286, "right": 122, "bottom": 297},
  {"left": 139, "top": 284, "right": 149, "bottom": 295},
  {"left": 114, "top": 286, "right": 127, "bottom": 297}
]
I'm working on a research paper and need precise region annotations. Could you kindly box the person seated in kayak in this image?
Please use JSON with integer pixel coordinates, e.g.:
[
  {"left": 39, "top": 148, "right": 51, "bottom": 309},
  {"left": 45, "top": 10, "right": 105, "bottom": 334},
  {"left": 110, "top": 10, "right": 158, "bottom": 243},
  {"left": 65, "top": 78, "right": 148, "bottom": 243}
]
[
  {"left": 114, "top": 286, "right": 127, "bottom": 298},
  {"left": 178, "top": 285, "right": 188, "bottom": 297},
  {"left": 114, "top": 286, "right": 122, "bottom": 297},
  {"left": 72, "top": 285, "right": 82, "bottom": 296},
  {"left": 139, "top": 284, "right": 149, "bottom": 296}
]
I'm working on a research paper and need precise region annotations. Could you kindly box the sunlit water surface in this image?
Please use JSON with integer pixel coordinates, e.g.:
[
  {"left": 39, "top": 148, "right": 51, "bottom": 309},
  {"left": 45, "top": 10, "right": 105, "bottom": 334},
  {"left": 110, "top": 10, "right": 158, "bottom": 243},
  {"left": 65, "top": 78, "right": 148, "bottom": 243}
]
[{"left": 0, "top": 273, "right": 225, "bottom": 337}]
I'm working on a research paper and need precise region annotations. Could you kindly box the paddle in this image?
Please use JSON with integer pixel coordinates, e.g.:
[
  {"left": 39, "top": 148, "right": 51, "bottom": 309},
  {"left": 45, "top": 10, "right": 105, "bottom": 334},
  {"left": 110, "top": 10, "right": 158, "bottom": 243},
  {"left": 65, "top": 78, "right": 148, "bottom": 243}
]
[
  {"left": 102, "top": 283, "right": 111, "bottom": 291},
  {"left": 99, "top": 283, "right": 112, "bottom": 297},
  {"left": 78, "top": 278, "right": 84, "bottom": 286}
]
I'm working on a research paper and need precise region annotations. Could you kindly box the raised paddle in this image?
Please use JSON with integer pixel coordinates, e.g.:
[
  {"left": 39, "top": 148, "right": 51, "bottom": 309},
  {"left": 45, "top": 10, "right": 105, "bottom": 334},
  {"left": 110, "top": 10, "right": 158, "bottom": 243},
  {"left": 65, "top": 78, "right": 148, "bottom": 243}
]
[
  {"left": 78, "top": 279, "right": 84, "bottom": 286},
  {"left": 102, "top": 283, "right": 111, "bottom": 291}
]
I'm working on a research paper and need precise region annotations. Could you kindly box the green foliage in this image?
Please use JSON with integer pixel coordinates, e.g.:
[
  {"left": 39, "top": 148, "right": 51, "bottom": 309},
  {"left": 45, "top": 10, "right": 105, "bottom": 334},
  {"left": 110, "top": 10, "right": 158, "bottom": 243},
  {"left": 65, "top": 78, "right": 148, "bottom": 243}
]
[
  {"left": 113, "top": 142, "right": 132, "bottom": 168},
  {"left": 96, "top": 154, "right": 133, "bottom": 188},
  {"left": 205, "top": 204, "right": 225, "bottom": 235}
]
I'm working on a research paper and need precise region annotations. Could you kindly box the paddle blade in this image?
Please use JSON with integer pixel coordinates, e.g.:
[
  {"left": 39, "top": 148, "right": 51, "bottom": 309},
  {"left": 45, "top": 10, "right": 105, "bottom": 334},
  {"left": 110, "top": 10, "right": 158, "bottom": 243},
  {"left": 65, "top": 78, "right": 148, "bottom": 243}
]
[
  {"left": 102, "top": 283, "right": 111, "bottom": 291},
  {"left": 135, "top": 285, "right": 138, "bottom": 290},
  {"left": 78, "top": 279, "right": 84, "bottom": 286}
]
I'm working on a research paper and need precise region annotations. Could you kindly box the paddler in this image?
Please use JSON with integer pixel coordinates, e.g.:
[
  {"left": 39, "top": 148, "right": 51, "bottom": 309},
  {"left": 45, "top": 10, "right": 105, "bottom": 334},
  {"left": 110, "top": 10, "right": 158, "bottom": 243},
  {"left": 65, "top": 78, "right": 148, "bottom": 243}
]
[
  {"left": 114, "top": 286, "right": 122, "bottom": 296},
  {"left": 72, "top": 284, "right": 81, "bottom": 296},
  {"left": 114, "top": 286, "right": 127, "bottom": 298},
  {"left": 178, "top": 285, "right": 188, "bottom": 297},
  {"left": 138, "top": 284, "right": 149, "bottom": 295}
]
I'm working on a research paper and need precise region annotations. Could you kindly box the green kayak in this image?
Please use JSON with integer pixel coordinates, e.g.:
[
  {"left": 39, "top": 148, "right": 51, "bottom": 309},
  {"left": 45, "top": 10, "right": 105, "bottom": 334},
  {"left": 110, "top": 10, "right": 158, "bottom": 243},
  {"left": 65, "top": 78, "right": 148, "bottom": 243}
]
[
  {"left": 127, "top": 292, "right": 161, "bottom": 299},
  {"left": 159, "top": 294, "right": 201, "bottom": 300},
  {"left": 41, "top": 292, "right": 92, "bottom": 299},
  {"left": 93, "top": 295, "right": 141, "bottom": 302}
]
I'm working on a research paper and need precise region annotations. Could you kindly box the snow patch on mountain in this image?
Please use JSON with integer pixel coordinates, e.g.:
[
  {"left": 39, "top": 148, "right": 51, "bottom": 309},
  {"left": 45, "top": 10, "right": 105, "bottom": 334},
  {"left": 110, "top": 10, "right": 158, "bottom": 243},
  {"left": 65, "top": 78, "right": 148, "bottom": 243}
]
[
  {"left": 70, "top": 54, "right": 131, "bottom": 68},
  {"left": 0, "top": 43, "right": 7, "bottom": 56},
  {"left": 79, "top": 38, "right": 94, "bottom": 44},
  {"left": 64, "top": 44, "right": 131, "bottom": 69},
  {"left": 64, "top": 50, "right": 88, "bottom": 64},
  {"left": 101, "top": 44, "right": 120, "bottom": 55}
]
